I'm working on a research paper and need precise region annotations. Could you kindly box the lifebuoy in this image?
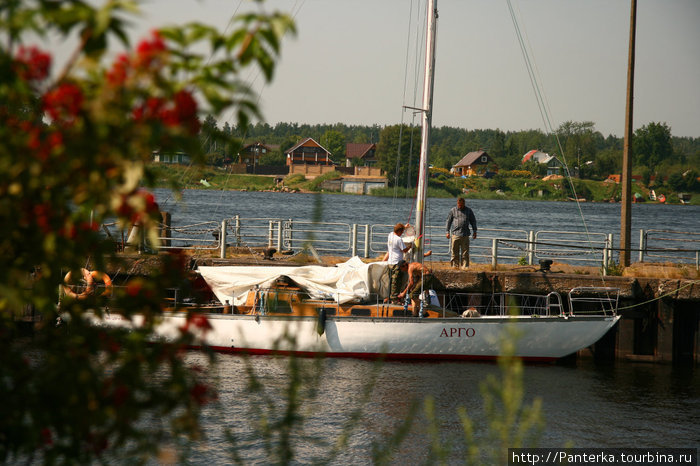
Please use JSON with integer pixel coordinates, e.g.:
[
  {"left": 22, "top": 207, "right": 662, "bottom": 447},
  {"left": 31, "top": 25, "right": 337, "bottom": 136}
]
[
  {"left": 90, "top": 270, "right": 113, "bottom": 297},
  {"left": 62, "top": 268, "right": 95, "bottom": 299}
]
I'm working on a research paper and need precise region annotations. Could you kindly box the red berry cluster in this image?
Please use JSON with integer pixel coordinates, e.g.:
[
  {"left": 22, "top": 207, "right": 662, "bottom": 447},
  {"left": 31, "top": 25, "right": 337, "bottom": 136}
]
[
  {"left": 14, "top": 45, "right": 51, "bottom": 82},
  {"left": 132, "top": 90, "right": 200, "bottom": 135},
  {"left": 43, "top": 83, "right": 84, "bottom": 125}
]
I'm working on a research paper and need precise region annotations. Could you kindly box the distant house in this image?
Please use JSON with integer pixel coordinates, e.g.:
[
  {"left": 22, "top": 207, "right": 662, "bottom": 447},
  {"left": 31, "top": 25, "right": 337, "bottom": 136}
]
[
  {"left": 452, "top": 150, "right": 495, "bottom": 177},
  {"left": 522, "top": 149, "right": 562, "bottom": 176},
  {"left": 238, "top": 142, "right": 280, "bottom": 166},
  {"left": 152, "top": 150, "right": 190, "bottom": 164},
  {"left": 285, "top": 138, "right": 334, "bottom": 166},
  {"left": 522, "top": 150, "right": 550, "bottom": 164},
  {"left": 345, "top": 143, "right": 377, "bottom": 167}
]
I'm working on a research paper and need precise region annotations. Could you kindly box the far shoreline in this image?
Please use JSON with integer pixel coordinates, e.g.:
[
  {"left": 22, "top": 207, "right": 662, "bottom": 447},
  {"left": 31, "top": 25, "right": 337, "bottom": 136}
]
[
  {"left": 157, "top": 185, "right": 699, "bottom": 205},
  {"left": 150, "top": 165, "right": 698, "bottom": 205}
]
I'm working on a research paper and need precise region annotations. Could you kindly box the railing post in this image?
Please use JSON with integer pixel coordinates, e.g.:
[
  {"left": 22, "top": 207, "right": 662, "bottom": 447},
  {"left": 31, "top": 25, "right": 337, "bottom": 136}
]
[
  {"left": 608, "top": 233, "right": 614, "bottom": 266},
  {"left": 527, "top": 230, "right": 535, "bottom": 265},
  {"left": 351, "top": 224, "right": 358, "bottom": 257},
  {"left": 160, "top": 211, "right": 171, "bottom": 248},
  {"left": 696, "top": 250, "right": 699, "bottom": 271},
  {"left": 220, "top": 219, "right": 227, "bottom": 258},
  {"left": 602, "top": 243, "right": 607, "bottom": 271},
  {"left": 268, "top": 221, "right": 274, "bottom": 247},
  {"left": 638, "top": 229, "right": 645, "bottom": 263},
  {"left": 363, "top": 224, "right": 370, "bottom": 258},
  {"left": 288, "top": 218, "right": 293, "bottom": 251},
  {"left": 276, "top": 220, "right": 283, "bottom": 251},
  {"left": 234, "top": 215, "right": 240, "bottom": 247},
  {"left": 491, "top": 238, "right": 498, "bottom": 268}
]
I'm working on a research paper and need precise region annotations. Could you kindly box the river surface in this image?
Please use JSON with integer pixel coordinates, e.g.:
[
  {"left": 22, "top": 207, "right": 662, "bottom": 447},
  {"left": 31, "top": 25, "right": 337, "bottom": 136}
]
[
  {"left": 154, "top": 189, "right": 700, "bottom": 264},
  {"left": 154, "top": 189, "right": 699, "bottom": 233},
  {"left": 150, "top": 190, "right": 698, "bottom": 463},
  {"left": 185, "top": 354, "right": 699, "bottom": 464}
]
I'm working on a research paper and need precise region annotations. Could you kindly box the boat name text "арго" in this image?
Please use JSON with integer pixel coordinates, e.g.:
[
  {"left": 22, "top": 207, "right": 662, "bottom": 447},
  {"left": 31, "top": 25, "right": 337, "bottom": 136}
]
[{"left": 440, "top": 328, "right": 476, "bottom": 338}]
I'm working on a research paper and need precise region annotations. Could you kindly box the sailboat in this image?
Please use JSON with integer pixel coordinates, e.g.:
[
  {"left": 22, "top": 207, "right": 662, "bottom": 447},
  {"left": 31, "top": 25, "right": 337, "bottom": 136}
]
[{"left": 96, "top": 0, "right": 620, "bottom": 361}]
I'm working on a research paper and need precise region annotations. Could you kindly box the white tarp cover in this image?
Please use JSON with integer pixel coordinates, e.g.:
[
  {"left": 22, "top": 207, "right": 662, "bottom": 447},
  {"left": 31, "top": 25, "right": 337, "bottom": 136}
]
[{"left": 197, "top": 257, "right": 390, "bottom": 306}]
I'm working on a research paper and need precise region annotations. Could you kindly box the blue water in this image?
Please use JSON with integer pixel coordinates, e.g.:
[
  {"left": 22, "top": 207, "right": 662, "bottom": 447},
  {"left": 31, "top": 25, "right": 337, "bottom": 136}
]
[
  {"left": 153, "top": 189, "right": 700, "bottom": 264},
  {"left": 186, "top": 354, "right": 699, "bottom": 463},
  {"left": 149, "top": 190, "right": 699, "bottom": 463},
  {"left": 154, "top": 189, "right": 699, "bottom": 235}
]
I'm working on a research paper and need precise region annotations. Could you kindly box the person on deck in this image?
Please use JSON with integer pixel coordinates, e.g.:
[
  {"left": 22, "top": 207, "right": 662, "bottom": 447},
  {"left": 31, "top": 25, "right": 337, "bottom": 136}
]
[
  {"left": 385, "top": 223, "right": 413, "bottom": 302},
  {"left": 397, "top": 260, "right": 433, "bottom": 317},
  {"left": 445, "top": 197, "right": 477, "bottom": 268}
]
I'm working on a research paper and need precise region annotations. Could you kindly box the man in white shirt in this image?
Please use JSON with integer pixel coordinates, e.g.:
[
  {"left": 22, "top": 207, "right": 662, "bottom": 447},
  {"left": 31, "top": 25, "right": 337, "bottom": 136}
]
[{"left": 386, "top": 223, "right": 412, "bottom": 302}]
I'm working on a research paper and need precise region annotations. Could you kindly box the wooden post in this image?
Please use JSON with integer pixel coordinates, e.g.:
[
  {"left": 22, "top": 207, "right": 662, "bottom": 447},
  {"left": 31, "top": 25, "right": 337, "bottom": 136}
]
[{"left": 620, "top": 0, "right": 637, "bottom": 266}]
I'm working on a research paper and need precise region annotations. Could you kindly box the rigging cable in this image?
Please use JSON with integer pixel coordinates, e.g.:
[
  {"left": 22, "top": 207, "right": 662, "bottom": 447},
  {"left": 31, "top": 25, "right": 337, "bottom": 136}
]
[
  {"left": 506, "top": 0, "right": 605, "bottom": 292},
  {"left": 393, "top": 0, "right": 415, "bottom": 212},
  {"left": 406, "top": 1, "right": 427, "bottom": 198}
]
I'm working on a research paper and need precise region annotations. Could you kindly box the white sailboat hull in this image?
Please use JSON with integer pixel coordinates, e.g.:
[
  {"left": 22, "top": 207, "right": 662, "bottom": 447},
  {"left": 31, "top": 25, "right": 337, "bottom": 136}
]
[{"left": 102, "top": 312, "right": 620, "bottom": 361}]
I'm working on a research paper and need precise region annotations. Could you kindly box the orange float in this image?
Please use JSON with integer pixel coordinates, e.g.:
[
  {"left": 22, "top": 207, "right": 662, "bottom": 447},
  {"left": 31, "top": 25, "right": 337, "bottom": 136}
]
[
  {"left": 90, "top": 270, "right": 113, "bottom": 296},
  {"left": 62, "top": 268, "right": 95, "bottom": 299}
]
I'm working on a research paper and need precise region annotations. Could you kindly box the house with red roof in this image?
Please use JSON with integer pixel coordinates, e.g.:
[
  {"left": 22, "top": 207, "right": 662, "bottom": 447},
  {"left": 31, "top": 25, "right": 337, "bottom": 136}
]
[
  {"left": 452, "top": 150, "right": 496, "bottom": 177},
  {"left": 345, "top": 143, "right": 377, "bottom": 167},
  {"left": 522, "top": 149, "right": 562, "bottom": 176},
  {"left": 285, "top": 138, "right": 334, "bottom": 166},
  {"left": 238, "top": 142, "right": 280, "bottom": 166}
]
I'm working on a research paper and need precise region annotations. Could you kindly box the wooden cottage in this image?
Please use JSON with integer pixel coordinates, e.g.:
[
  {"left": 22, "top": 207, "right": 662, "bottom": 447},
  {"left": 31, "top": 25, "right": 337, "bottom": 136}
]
[
  {"left": 152, "top": 150, "right": 191, "bottom": 164},
  {"left": 345, "top": 143, "right": 377, "bottom": 167},
  {"left": 238, "top": 142, "right": 279, "bottom": 166},
  {"left": 452, "top": 150, "right": 495, "bottom": 177},
  {"left": 285, "top": 138, "right": 334, "bottom": 166}
]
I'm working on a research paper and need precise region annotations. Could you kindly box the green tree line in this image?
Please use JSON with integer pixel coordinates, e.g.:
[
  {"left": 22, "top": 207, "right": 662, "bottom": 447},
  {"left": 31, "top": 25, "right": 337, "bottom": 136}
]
[{"left": 201, "top": 118, "right": 699, "bottom": 188}]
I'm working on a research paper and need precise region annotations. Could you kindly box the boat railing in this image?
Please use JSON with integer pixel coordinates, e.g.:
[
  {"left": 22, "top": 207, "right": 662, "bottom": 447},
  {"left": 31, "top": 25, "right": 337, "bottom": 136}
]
[
  {"left": 147, "top": 285, "right": 619, "bottom": 320},
  {"left": 444, "top": 292, "right": 560, "bottom": 317},
  {"left": 567, "top": 287, "right": 619, "bottom": 317},
  {"left": 546, "top": 292, "right": 564, "bottom": 315}
]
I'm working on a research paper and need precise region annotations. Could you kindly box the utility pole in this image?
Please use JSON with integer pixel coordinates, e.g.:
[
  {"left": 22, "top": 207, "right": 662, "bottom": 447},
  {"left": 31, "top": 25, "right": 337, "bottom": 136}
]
[{"left": 620, "top": 0, "right": 637, "bottom": 267}]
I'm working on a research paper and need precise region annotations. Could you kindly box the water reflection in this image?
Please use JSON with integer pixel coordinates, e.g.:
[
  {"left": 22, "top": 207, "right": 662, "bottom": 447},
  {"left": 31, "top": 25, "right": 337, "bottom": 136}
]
[{"left": 190, "top": 354, "right": 698, "bottom": 463}]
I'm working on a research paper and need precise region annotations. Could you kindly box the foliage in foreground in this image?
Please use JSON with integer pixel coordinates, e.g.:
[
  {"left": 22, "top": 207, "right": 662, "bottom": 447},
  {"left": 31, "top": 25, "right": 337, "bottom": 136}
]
[{"left": 0, "top": 1, "right": 294, "bottom": 463}]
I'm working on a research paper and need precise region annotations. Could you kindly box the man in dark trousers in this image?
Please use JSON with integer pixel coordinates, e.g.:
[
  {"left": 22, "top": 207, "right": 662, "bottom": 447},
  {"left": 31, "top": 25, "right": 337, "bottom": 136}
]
[
  {"left": 396, "top": 260, "right": 433, "bottom": 317},
  {"left": 445, "top": 197, "right": 477, "bottom": 268}
]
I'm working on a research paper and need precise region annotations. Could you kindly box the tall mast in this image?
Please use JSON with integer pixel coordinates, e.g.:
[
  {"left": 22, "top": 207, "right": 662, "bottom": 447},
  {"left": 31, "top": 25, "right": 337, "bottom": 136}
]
[
  {"left": 620, "top": 0, "right": 637, "bottom": 267},
  {"left": 414, "top": 0, "right": 438, "bottom": 262}
]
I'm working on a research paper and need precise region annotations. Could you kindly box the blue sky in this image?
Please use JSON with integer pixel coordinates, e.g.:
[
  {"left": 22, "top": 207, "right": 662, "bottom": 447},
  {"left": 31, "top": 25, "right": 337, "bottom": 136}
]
[{"left": 68, "top": 1, "right": 700, "bottom": 137}]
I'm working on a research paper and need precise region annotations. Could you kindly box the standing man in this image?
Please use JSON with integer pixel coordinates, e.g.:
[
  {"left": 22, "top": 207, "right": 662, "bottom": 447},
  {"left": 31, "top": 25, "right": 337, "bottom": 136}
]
[
  {"left": 445, "top": 197, "right": 477, "bottom": 268},
  {"left": 386, "top": 223, "right": 413, "bottom": 302}
]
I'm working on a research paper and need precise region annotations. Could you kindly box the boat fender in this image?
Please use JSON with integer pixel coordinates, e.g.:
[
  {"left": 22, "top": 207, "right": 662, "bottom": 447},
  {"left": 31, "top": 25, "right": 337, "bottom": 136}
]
[
  {"left": 316, "top": 308, "right": 327, "bottom": 336},
  {"left": 462, "top": 308, "right": 480, "bottom": 318},
  {"left": 62, "top": 268, "right": 95, "bottom": 299},
  {"left": 90, "top": 270, "right": 113, "bottom": 297}
]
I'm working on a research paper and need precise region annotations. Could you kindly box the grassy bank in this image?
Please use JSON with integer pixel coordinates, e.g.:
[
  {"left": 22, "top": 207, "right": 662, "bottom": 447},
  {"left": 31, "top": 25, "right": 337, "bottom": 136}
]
[{"left": 150, "top": 164, "right": 698, "bottom": 204}]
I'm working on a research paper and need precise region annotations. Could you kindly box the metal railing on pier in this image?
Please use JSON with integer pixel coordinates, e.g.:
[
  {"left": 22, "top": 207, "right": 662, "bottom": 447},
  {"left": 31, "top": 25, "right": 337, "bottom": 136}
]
[
  {"left": 108, "top": 216, "right": 699, "bottom": 270},
  {"left": 639, "top": 229, "right": 700, "bottom": 268}
]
